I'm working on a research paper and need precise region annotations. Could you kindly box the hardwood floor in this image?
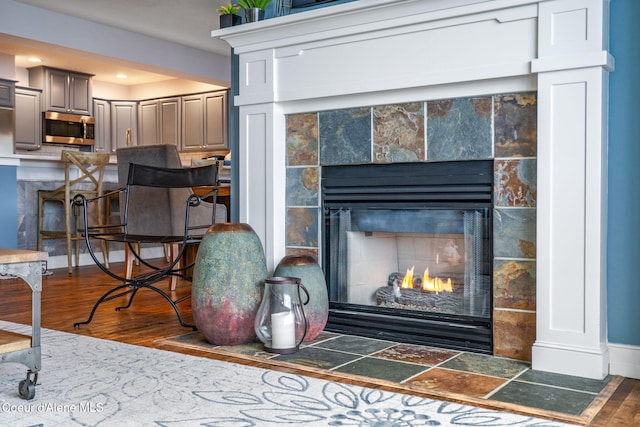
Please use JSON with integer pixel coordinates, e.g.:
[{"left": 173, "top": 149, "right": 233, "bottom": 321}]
[{"left": 1, "top": 262, "right": 638, "bottom": 426}]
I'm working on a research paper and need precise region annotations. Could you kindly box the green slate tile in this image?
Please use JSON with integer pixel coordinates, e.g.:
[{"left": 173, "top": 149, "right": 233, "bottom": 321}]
[
  {"left": 517, "top": 369, "right": 612, "bottom": 394},
  {"left": 439, "top": 352, "right": 529, "bottom": 379},
  {"left": 315, "top": 335, "right": 394, "bottom": 355},
  {"left": 334, "top": 356, "right": 428, "bottom": 383},
  {"left": 273, "top": 346, "right": 361, "bottom": 369},
  {"left": 490, "top": 381, "right": 596, "bottom": 416}
]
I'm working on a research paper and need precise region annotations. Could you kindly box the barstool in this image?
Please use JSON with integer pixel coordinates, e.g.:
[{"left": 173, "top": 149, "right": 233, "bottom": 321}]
[{"left": 37, "top": 150, "right": 111, "bottom": 274}]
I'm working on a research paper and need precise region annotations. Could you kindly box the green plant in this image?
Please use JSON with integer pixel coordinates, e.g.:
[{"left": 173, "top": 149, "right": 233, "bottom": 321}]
[
  {"left": 237, "top": 0, "right": 272, "bottom": 10},
  {"left": 218, "top": 3, "right": 240, "bottom": 15}
]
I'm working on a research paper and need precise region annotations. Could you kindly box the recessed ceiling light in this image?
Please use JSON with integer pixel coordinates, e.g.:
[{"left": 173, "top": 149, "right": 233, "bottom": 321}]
[
  {"left": 28, "top": 57, "right": 42, "bottom": 63},
  {"left": 117, "top": 73, "right": 128, "bottom": 79}
]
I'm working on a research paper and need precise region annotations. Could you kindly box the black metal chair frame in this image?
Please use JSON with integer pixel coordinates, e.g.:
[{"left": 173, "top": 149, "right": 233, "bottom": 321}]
[{"left": 73, "top": 162, "right": 219, "bottom": 330}]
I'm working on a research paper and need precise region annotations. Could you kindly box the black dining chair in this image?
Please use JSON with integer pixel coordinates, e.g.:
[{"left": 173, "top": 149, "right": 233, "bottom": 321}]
[{"left": 73, "top": 162, "right": 220, "bottom": 330}]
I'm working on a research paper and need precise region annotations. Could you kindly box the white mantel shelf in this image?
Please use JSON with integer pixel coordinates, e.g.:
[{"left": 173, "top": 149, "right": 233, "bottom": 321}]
[{"left": 213, "top": 0, "right": 614, "bottom": 379}]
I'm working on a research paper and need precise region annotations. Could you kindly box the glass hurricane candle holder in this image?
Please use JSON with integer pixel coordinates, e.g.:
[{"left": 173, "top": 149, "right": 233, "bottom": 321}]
[{"left": 254, "top": 277, "right": 309, "bottom": 354}]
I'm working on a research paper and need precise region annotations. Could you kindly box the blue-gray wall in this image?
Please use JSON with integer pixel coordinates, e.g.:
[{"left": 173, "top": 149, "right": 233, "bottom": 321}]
[
  {"left": 607, "top": 0, "right": 640, "bottom": 346},
  {"left": 0, "top": 166, "right": 17, "bottom": 248}
]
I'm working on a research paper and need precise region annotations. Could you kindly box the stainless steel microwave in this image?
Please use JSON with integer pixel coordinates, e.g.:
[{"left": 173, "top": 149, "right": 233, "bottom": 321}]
[{"left": 43, "top": 111, "right": 95, "bottom": 146}]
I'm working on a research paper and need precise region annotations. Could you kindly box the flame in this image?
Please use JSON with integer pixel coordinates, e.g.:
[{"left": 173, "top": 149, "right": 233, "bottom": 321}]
[
  {"left": 400, "top": 266, "right": 452, "bottom": 293},
  {"left": 422, "top": 268, "right": 453, "bottom": 293},
  {"left": 401, "top": 266, "right": 414, "bottom": 288}
]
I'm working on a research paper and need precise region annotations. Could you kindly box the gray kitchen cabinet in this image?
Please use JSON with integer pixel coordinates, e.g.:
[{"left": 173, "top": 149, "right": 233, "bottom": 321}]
[
  {"left": 181, "top": 91, "right": 227, "bottom": 151},
  {"left": 138, "top": 97, "right": 180, "bottom": 147},
  {"left": 93, "top": 98, "right": 111, "bottom": 153},
  {"left": 181, "top": 94, "right": 204, "bottom": 150},
  {"left": 0, "top": 79, "right": 15, "bottom": 108},
  {"left": 111, "top": 101, "right": 137, "bottom": 151},
  {"left": 15, "top": 87, "right": 42, "bottom": 151},
  {"left": 204, "top": 91, "right": 227, "bottom": 150},
  {"left": 29, "top": 67, "right": 92, "bottom": 115}
]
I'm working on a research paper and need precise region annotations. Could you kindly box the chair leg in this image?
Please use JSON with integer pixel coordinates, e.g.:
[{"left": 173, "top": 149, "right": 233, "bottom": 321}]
[
  {"left": 101, "top": 241, "right": 110, "bottom": 269},
  {"left": 65, "top": 199, "right": 73, "bottom": 274},
  {"left": 169, "top": 243, "right": 179, "bottom": 291},
  {"left": 73, "top": 202, "right": 81, "bottom": 272},
  {"left": 134, "top": 243, "right": 140, "bottom": 266},
  {"left": 124, "top": 245, "right": 134, "bottom": 279},
  {"left": 37, "top": 194, "right": 44, "bottom": 252}
]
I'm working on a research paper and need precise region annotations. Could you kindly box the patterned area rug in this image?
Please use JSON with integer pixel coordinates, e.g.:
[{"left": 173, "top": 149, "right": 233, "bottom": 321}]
[{"left": 0, "top": 321, "right": 577, "bottom": 426}]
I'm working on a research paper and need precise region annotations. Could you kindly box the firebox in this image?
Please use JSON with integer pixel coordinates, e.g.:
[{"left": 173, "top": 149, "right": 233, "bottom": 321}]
[{"left": 322, "top": 160, "right": 494, "bottom": 353}]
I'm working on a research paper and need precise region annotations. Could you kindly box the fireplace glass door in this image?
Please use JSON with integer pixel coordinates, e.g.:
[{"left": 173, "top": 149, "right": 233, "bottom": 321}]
[
  {"left": 325, "top": 207, "right": 491, "bottom": 319},
  {"left": 322, "top": 160, "right": 494, "bottom": 352}
]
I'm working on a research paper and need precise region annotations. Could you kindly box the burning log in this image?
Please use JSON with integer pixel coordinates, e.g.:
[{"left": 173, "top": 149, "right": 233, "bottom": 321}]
[{"left": 376, "top": 270, "right": 463, "bottom": 315}]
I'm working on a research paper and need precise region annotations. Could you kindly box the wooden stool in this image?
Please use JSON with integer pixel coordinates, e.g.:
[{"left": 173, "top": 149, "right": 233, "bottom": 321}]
[{"left": 37, "top": 151, "right": 111, "bottom": 274}]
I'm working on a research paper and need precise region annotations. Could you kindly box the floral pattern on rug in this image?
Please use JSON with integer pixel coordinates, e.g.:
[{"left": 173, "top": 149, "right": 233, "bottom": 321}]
[{"left": 0, "top": 321, "right": 575, "bottom": 426}]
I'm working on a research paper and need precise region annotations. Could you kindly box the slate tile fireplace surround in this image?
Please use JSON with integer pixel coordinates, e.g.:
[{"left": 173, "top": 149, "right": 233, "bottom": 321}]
[
  {"left": 215, "top": 0, "right": 612, "bottom": 379},
  {"left": 284, "top": 93, "right": 537, "bottom": 359}
]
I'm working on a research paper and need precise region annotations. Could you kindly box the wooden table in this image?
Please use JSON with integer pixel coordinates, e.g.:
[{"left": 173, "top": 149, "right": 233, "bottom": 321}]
[{"left": 192, "top": 185, "right": 230, "bottom": 222}]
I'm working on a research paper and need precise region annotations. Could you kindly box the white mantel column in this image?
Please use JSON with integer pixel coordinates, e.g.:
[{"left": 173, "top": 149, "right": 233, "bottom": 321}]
[
  {"left": 532, "top": 0, "right": 612, "bottom": 379},
  {"left": 235, "top": 48, "right": 287, "bottom": 272},
  {"left": 238, "top": 101, "right": 287, "bottom": 272}
]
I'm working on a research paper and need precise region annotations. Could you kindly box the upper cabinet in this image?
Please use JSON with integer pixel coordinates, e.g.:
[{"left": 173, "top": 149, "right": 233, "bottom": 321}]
[
  {"left": 181, "top": 91, "right": 227, "bottom": 151},
  {"left": 29, "top": 66, "right": 93, "bottom": 115},
  {"left": 138, "top": 97, "right": 181, "bottom": 147},
  {"left": 93, "top": 98, "right": 111, "bottom": 153},
  {"left": 110, "top": 101, "right": 137, "bottom": 153},
  {"left": 95, "top": 92, "right": 227, "bottom": 155},
  {"left": 138, "top": 91, "right": 228, "bottom": 151}
]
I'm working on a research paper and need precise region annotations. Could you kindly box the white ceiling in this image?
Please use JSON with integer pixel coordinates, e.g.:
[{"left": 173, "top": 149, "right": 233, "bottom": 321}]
[{"left": 1, "top": 0, "right": 233, "bottom": 85}]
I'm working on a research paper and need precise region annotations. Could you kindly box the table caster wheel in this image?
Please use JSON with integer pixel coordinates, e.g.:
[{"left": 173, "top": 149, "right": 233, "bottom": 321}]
[{"left": 18, "top": 379, "right": 36, "bottom": 400}]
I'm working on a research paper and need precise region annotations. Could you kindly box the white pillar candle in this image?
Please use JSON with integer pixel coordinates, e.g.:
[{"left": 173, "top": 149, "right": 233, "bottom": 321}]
[{"left": 271, "top": 311, "right": 296, "bottom": 349}]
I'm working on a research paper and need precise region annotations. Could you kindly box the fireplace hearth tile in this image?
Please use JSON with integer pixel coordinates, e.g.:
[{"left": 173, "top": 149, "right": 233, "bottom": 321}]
[
  {"left": 161, "top": 330, "right": 610, "bottom": 419},
  {"left": 274, "top": 346, "right": 361, "bottom": 369},
  {"left": 334, "top": 356, "right": 428, "bottom": 383},
  {"left": 405, "top": 367, "right": 507, "bottom": 398},
  {"left": 439, "top": 352, "right": 529, "bottom": 379},
  {"left": 516, "top": 369, "right": 612, "bottom": 394},
  {"left": 315, "top": 335, "right": 394, "bottom": 355},
  {"left": 372, "top": 343, "right": 460, "bottom": 366},
  {"left": 489, "top": 380, "right": 596, "bottom": 416}
]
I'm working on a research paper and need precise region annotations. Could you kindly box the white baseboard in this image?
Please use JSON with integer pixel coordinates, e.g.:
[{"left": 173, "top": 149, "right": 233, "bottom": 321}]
[{"left": 608, "top": 343, "right": 640, "bottom": 379}]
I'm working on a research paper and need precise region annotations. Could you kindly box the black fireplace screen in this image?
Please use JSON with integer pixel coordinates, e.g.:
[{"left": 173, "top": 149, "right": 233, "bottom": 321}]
[{"left": 322, "top": 160, "right": 494, "bottom": 353}]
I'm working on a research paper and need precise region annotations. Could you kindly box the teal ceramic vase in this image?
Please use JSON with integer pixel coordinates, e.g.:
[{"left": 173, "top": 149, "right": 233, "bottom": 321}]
[
  {"left": 192, "top": 223, "right": 267, "bottom": 345},
  {"left": 273, "top": 255, "right": 328, "bottom": 341}
]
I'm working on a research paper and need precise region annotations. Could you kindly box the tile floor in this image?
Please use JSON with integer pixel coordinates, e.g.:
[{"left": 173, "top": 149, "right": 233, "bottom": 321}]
[{"left": 171, "top": 331, "right": 613, "bottom": 417}]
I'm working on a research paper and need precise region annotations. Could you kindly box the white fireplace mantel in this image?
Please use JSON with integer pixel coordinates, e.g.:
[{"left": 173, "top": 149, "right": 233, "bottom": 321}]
[{"left": 213, "top": 0, "right": 612, "bottom": 379}]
